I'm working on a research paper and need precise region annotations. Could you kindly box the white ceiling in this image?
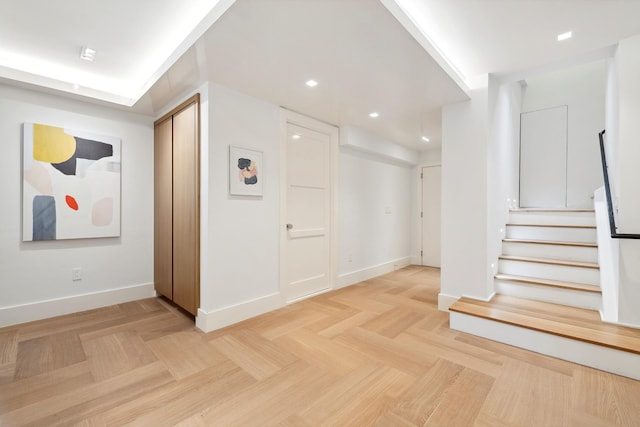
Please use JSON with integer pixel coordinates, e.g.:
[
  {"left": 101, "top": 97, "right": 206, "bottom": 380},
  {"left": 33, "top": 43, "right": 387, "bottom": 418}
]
[{"left": 2, "top": 0, "right": 640, "bottom": 151}]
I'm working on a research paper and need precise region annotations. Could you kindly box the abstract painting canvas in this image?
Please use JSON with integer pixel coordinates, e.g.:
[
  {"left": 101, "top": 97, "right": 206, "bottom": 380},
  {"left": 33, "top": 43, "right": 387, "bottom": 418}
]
[
  {"left": 229, "top": 145, "right": 263, "bottom": 196},
  {"left": 22, "top": 123, "right": 121, "bottom": 241}
]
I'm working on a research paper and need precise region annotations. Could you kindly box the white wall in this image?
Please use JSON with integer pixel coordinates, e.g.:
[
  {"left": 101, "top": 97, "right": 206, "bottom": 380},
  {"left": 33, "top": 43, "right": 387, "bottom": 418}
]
[
  {"left": 204, "top": 83, "right": 282, "bottom": 314},
  {"left": 440, "top": 88, "right": 491, "bottom": 308},
  {"left": 338, "top": 147, "right": 413, "bottom": 285},
  {"left": 487, "top": 79, "right": 523, "bottom": 287},
  {"left": 611, "top": 35, "right": 640, "bottom": 326},
  {"left": 605, "top": 56, "right": 619, "bottom": 201},
  {"left": 0, "top": 84, "right": 155, "bottom": 326},
  {"left": 521, "top": 60, "right": 606, "bottom": 208}
]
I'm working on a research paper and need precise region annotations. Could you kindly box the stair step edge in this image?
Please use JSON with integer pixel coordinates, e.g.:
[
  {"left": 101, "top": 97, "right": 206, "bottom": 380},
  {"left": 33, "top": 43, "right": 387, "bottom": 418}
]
[
  {"left": 449, "top": 298, "right": 640, "bottom": 355},
  {"left": 499, "top": 255, "right": 600, "bottom": 269},
  {"left": 494, "top": 274, "right": 602, "bottom": 293},
  {"left": 510, "top": 209, "right": 595, "bottom": 213},
  {"left": 502, "top": 238, "right": 598, "bottom": 248},
  {"left": 506, "top": 223, "right": 596, "bottom": 229}
]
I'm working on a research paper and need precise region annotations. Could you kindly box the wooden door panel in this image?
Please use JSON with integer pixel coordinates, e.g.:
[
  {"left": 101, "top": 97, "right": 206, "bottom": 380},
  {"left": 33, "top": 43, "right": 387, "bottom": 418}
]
[
  {"left": 154, "top": 118, "right": 173, "bottom": 299},
  {"left": 172, "top": 102, "right": 199, "bottom": 315}
]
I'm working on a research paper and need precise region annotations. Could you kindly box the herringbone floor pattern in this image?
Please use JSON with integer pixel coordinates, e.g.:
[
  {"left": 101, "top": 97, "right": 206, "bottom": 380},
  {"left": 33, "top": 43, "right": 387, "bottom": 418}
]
[{"left": 1, "top": 266, "right": 639, "bottom": 426}]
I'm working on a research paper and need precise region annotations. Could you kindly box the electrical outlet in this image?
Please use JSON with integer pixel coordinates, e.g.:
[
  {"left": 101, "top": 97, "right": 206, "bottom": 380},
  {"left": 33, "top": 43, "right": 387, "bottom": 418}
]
[{"left": 72, "top": 268, "right": 82, "bottom": 282}]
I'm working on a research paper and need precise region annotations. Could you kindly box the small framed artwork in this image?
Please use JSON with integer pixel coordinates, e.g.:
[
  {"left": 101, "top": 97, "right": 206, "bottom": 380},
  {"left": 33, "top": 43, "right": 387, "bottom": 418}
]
[{"left": 229, "top": 145, "right": 263, "bottom": 196}]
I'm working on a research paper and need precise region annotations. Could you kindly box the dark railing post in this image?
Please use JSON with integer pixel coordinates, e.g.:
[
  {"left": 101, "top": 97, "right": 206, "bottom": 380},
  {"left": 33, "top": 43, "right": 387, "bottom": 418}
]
[{"left": 598, "top": 129, "right": 640, "bottom": 239}]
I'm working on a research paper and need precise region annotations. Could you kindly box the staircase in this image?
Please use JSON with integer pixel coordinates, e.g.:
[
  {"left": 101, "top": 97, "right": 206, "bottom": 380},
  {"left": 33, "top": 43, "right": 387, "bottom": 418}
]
[
  {"left": 496, "top": 209, "right": 602, "bottom": 311},
  {"left": 449, "top": 209, "right": 640, "bottom": 380}
]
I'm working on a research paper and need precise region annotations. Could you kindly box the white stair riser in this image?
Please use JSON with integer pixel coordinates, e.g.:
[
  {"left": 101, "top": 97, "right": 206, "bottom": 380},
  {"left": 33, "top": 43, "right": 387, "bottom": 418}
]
[
  {"left": 509, "top": 211, "right": 595, "bottom": 226},
  {"left": 450, "top": 312, "right": 640, "bottom": 380},
  {"left": 495, "top": 280, "right": 602, "bottom": 311},
  {"left": 502, "top": 242, "right": 598, "bottom": 263},
  {"left": 499, "top": 259, "right": 600, "bottom": 285},
  {"left": 506, "top": 226, "right": 596, "bottom": 243}
]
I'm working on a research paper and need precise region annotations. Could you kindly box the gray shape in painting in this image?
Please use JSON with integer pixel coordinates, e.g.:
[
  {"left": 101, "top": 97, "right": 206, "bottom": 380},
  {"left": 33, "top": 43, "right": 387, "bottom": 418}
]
[{"left": 33, "top": 195, "right": 56, "bottom": 240}]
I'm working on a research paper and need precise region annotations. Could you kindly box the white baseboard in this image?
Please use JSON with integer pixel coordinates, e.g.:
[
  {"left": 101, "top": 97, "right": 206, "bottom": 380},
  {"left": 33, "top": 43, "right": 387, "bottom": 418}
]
[
  {"left": 0, "top": 283, "right": 156, "bottom": 328},
  {"left": 410, "top": 256, "right": 422, "bottom": 265},
  {"left": 337, "top": 257, "right": 412, "bottom": 289},
  {"left": 438, "top": 293, "right": 459, "bottom": 311},
  {"left": 196, "top": 293, "right": 285, "bottom": 333}
]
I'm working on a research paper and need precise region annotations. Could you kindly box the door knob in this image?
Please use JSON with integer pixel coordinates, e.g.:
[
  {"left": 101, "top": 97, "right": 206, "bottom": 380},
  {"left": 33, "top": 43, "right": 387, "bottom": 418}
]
[{"left": 286, "top": 223, "right": 293, "bottom": 230}]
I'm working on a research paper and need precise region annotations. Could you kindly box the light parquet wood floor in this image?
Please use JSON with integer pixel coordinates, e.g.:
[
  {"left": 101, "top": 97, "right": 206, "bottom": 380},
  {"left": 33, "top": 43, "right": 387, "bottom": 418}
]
[{"left": 1, "top": 266, "right": 639, "bottom": 426}]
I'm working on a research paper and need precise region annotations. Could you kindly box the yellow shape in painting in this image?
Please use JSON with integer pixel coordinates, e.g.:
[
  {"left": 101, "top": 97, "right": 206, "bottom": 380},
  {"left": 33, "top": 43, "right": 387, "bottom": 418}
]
[{"left": 32, "top": 123, "right": 76, "bottom": 163}]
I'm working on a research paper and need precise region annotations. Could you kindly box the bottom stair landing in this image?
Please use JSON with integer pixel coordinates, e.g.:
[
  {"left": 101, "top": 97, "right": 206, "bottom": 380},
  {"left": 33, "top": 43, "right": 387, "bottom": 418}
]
[{"left": 449, "top": 295, "right": 640, "bottom": 380}]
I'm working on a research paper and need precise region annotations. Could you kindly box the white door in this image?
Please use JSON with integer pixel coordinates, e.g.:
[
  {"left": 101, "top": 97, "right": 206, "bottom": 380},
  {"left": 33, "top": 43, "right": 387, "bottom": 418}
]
[
  {"left": 520, "top": 106, "right": 568, "bottom": 208},
  {"left": 421, "top": 166, "right": 441, "bottom": 267},
  {"left": 281, "top": 112, "right": 337, "bottom": 302}
]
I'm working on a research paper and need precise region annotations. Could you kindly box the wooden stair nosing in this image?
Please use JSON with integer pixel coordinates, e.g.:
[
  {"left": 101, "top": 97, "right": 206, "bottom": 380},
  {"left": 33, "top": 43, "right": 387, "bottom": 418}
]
[
  {"left": 455, "top": 294, "right": 640, "bottom": 340},
  {"left": 494, "top": 273, "right": 602, "bottom": 294},
  {"left": 499, "top": 255, "right": 599, "bottom": 270},
  {"left": 506, "top": 223, "right": 596, "bottom": 229},
  {"left": 450, "top": 298, "right": 640, "bottom": 355},
  {"left": 502, "top": 238, "right": 597, "bottom": 248}
]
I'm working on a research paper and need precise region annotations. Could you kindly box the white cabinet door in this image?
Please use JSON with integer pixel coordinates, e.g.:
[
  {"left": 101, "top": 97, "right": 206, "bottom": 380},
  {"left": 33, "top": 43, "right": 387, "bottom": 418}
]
[{"left": 520, "top": 106, "right": 568, "bottom": 208}]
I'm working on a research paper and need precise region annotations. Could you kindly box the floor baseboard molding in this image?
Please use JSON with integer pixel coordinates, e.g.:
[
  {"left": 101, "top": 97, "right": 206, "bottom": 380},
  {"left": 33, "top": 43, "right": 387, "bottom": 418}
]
[
  {"left": 337, "top": 257, "right": 411, "bottom": 289},
  {"left": 438, "top": 292, "right": 459, "bottom": 311},
  {"left": 0, "top": 283, "right": 156, "bottom": 328},
  {"left": 196, "top": 293, "right": 285, "bottom": 333}
]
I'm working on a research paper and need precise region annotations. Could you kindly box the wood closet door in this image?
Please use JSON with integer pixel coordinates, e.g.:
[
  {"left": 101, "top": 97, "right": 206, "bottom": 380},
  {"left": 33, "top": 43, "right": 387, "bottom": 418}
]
[
  {"left": 172, "top": 102, "right": 199, "bottom": 315},
  {"left": 154, "top": 117, "right": 173, "bottom": 299}
]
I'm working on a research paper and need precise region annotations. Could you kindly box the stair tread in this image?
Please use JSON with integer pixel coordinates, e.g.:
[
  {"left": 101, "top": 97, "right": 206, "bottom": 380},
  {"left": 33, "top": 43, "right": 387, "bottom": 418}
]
[
  {"left": 510, "top": 208, "right": 595, "bottom": 213},
  {"left": 502, "top": 238, "right": 598, "bottom": 248},
  {"left": 494, "top": 273, "right": 602, "bottom": 293},
  {"left": 449, "top": 295, "right": 640, "bottom": 354},
  {"left": 499, "top": 255, "right": 599, "bottom": 269},
  {"left": 506, "top": 223, "right": 596, "bottom": 229}
]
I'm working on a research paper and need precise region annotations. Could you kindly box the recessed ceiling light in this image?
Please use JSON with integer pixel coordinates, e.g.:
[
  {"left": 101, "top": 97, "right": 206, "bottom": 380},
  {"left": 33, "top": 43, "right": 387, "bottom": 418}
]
[
  {"left": 292, "top": 134, "right": 301, "bottom": 140},
  {"left": 557, "top": 31, "right": 572, "bottom": 41},
  {"left": 305, "top": 79, "right": 318, "bottom": 87},
  {"left": 421, "top": 136, "right": 430, "bottom": 143},
  {"left": 80, "top": 46, "right": 96, "bottom": 62},
  {"left": 369, "top": 112, "right": 379, "bottom": 118}
]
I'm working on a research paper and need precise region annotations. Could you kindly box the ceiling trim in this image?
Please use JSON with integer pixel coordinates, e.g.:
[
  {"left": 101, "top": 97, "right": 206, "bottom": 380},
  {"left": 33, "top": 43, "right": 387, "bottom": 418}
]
[{"left": 380, "top": 0, "right": 470, "bottom": 95}]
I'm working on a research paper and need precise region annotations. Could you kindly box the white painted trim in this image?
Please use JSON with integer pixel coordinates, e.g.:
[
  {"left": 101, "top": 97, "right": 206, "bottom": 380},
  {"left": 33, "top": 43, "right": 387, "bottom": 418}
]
[
  {"left": 279, "top": 109, "right": 339, "bottom": 302},
  {"left": 450, "top": 311, "right": 640, "bottom": 380},
  {"left": 0, "top": 283, "right": 155, "bottom": 328},
  {"left": 602, "top": 318, "right": 640, "bottom": 330},
  {"left": 410, "top": 256, "right": 422, "bottom": 265},
  {"left": 337, "top": 257, "right": 411, "bottom": 289},
  {"left": 594, "top": 187, "right": 620, "bottom": 323},
  {"left": 195, "top": 293, "right": 285, "bottom": 333},
  {"left": 464, "top": 292, "right": 496, "bottom": 303},
  {"left": 438, "top": 293, "right": 459, "bottom": 311}
]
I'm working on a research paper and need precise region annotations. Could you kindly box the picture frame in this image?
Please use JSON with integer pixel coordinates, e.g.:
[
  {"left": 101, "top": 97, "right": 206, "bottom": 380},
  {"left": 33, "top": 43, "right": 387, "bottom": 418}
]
[
  {"left": 229, "top": 145, "right": 263, "bottom": 196},
  {"left": 22, "top": 122, "right": 121, "bottom": 241}
]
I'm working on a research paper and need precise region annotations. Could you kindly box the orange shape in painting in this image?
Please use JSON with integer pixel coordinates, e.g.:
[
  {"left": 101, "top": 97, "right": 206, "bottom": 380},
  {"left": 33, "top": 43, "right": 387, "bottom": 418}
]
[
  {"left": 65, "top": 195, "right": 79, "bottom": 211},
  {"left": 33, "top": 123, "right": 76, "bottom": 163}
]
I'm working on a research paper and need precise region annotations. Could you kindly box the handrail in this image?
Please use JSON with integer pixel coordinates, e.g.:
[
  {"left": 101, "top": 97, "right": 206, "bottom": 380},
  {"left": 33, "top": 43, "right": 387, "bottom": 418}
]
[{"left": 598, "top": 129, "right": 640, "bottom": 239}]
